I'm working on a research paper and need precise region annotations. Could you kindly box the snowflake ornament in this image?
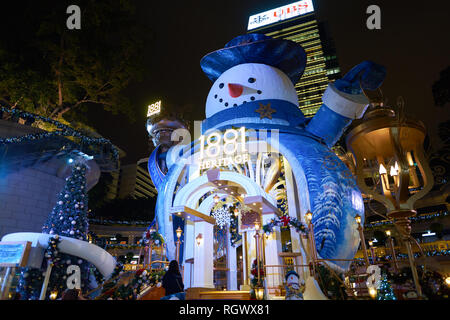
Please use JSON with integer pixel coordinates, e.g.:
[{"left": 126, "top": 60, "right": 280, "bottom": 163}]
[{"left": 211, "top": 207, "right": 232, "bottom": 229}]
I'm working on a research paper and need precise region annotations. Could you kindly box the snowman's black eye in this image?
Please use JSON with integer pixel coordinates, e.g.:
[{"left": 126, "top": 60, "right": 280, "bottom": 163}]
[
  {"left": 219, "top": 83, "right": 224, "bottom": 89},
  {"left": 248, "top": 77, "right": 256, "bottom": 83},
  {"left": 257, "top": 90, "right": 262, "bottom": 94}
]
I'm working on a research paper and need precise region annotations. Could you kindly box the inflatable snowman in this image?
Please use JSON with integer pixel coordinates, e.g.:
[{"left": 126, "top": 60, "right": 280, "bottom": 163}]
[{"left": 148, "top": 33, "right": 385, "bottom": 272}]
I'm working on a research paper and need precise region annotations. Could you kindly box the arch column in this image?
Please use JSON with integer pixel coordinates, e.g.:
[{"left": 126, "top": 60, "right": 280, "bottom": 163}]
[
  {"left": 170, "top": 206, "right": 215, "bottom": 290},
  {"left": 226, "top": 229, "right": 238, "bottom": 290},
  {"left": 262, "top": 213, "right": 283, "bottom": 294}
]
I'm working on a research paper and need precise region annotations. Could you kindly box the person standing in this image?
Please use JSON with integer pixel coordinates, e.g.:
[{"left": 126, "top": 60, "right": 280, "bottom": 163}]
[{"left": 161, "top": 260, "right": 185, "bottom": 300}]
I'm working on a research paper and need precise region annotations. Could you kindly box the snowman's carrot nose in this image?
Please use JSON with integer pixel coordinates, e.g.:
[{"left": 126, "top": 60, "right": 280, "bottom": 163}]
[{"left": 228, "top": 83, "right": 244, "bottom": 98}]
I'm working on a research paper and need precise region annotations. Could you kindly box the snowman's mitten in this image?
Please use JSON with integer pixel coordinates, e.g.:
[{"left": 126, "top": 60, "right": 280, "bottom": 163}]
[
  {"left": 334, "top": 61, "right": 386, "bottom": 95},
  {"left": 306, "top": 61, "right": 386, "bottom": 147},
  {"left": 322, "top": 61, "right": 386, "bottom": 120}
]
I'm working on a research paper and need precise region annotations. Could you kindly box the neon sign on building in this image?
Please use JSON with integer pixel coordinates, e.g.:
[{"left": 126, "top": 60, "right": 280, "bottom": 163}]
[{"left": 247, "top": 0, "right": 314, "bottom": 31}]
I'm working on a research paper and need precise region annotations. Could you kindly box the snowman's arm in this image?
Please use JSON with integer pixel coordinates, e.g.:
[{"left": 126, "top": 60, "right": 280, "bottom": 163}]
[{"left": 305, "top": 61, "right": 386, "bottom": 147}]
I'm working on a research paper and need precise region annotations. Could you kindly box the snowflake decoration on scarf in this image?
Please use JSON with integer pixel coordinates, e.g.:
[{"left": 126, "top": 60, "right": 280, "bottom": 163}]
[{"left": 211, "top": 207, "right": 232, "bottom": 229}]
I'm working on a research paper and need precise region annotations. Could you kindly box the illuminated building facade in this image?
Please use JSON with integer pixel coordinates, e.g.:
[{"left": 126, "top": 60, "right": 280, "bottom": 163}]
[
  {"left": 247, "top": 0, "right": 341, "bottom": 117},
  {"left": 118, "top": 158, "right": 157, "bottom": 199}
]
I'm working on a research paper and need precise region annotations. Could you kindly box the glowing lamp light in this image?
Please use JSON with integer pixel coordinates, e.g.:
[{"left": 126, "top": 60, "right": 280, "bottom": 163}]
[
  {"left": 368, "top": 240, "right": 373, "bottom": 246},
  {"left": 214, "top": 195, "right": 220, "bottom": 203},
  {"left": 196, "top": 233, "right": 203, "bottom": 246},
  {"left": 176, "top": 227, "right": 183, "bottom": 240},
  {"left": 390, "top": 166, "right": 398, "bottom": 177},
  {"left": 234, "top": 208, "right": 239, "bottom": 216},
  {"left": 68, "top": 158, "right": 74, "bottom": 164},
  {"left": 354, "top": 214, "right": 362, "bottom": 225},
  {"left": 379, "top": 163, "right": 387, "bottom": 175},
  {"left": 386, "top": 230, "right": 391, "bottom": 237},
  {"left": 255, "top": 287, "right": 264, "bottom": 300},
  {"left": 445, "top": 277, "right": 450, "bottom": 286},
  {"left": 305, "top": 211, "right": 313, "bottom": 224},
  {"left": 368, "top": 287, "right": 377, "bottom": 299},
  {"left": 406, "top": 152, "right": 414, "bottom": 166},
  {"left": 49, "top": 291, "right": 58, "bottom": 300},
  {"left": 255, "top": 223, "right": 260, "bottom": 231}
]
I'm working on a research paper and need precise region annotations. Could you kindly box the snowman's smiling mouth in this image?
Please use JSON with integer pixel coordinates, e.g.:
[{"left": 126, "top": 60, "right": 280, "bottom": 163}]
[{"left": 214, "top": 81, "right": 262, "bottom": 107}]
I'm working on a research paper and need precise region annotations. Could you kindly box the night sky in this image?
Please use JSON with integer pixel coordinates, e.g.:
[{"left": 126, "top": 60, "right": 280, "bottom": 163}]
[{"left": 86, "top": 0, "right": 450, "bottom": 165}]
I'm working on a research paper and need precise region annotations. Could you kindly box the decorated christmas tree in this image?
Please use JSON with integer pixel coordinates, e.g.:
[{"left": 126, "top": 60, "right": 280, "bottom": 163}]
[
  {"left": 42, "top": 163, "right": 89, "bottom": 239},
  {"left": 17, "top": 162, "right": 93, "bottom": 299},
  {"left": 377, "top": 275, "right": 396, "bottom": 300}
]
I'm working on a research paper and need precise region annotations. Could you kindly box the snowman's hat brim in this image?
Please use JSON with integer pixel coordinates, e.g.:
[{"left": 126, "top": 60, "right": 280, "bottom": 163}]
[{"left": 200, "top": 35, "right": 307, "bottom": 85}]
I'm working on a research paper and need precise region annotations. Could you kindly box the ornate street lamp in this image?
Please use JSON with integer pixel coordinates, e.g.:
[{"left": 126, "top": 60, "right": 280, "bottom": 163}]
[
  {"left": 368, "top": 240, "right": 376, "bottom": 264},
  {"left": 254, "top": 222, "right": 262, "bottom": 286},
  {"left": 346, "top": 102, "right": 434, "bottom": 298},
  {"left": 175, "top": 226, "right": 183, "bottom": 264},
  {"left": 196, "top": 233, "right": 203, "bottom": 246},
  {"left": 304, "top": 210, "right": 317, "bottom": 276},
  {"left": 386, "top": 230, "right": 399, "bottom": 272},
  {"left": 355, "top": 214, "right": 370, "bottom": 267}
]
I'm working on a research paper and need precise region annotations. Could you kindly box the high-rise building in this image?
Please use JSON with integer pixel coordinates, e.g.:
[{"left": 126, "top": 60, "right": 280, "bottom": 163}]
[
  {"left": 247, "top": 0, "right": 341, "bottom": 117},
  {"left": 117, "top": 158, "right": 157, "bottom": 199}
]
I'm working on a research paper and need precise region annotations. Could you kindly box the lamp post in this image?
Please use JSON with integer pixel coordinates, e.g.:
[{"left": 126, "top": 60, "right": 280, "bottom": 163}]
[
  {"left": 368, "top": 240, "right": 376, "bottom": 264},
  {"left": 355, "top": 214, "right": 370, "bottom": 267},
  {"left": 386, "top": 230, "right": 399, "bottom": 272},
  {"left": 176, "top": 226, "right": 183, "bottom": 264},
  {"left": 346, "top": 104, "right": 433, "bottom": 298},
  {"left": 304, "top": 211, "right": 317, "bottom": 276},
  {"left": 254, "top": 222, "right": 261, "bottom": 286},
  {"left": 196, "top": 233, "right": 203, "bottom": 246},
  {"left": 254, "top": 222, "right": 264, "bottom": 300}
]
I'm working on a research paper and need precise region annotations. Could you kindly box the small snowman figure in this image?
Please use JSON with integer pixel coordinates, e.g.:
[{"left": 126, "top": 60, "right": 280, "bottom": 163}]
[{"left": 285, "top": 271, "right": 305, "bottom": 300}]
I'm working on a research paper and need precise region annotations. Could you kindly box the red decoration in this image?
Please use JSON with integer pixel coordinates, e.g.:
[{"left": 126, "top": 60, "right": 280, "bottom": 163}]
[
  {"left": 280, "top": 215, "right": 291, "bottom": 227},
  {"left": 136, "top": 269, "right": 145, "bottom": 277}
]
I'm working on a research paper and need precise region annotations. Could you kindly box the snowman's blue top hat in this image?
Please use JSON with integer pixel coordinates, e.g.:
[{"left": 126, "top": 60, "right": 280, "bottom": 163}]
[{"left": 200, "top": 34, "right": 307, "bottom": 85}]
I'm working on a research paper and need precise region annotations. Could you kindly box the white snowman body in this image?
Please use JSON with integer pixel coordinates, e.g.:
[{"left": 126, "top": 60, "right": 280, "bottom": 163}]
[
  {"left": 285, "top": 273, "right": 304, "bottom": 300},
  {"left": 205, "top": 63, "right": 298, "bottom": 118}
]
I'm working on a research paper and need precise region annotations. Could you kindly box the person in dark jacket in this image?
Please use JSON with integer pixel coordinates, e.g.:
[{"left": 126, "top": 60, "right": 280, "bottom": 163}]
[{"left": 161, "top": 260, "right": 185, "bottom": 299}]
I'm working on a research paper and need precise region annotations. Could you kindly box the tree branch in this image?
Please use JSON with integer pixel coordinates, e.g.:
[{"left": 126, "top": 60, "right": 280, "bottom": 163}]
[{"left": 56, "top": 99, "right": 113, "bottom": 118}]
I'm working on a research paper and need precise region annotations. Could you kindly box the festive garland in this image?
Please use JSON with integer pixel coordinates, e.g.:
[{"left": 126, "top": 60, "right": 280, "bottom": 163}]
[
  {"left": 139, "top": 227, "right": 164, "bottom": 247},
  {"left": 102, "top": 269, "right": 165, "bottom": 300},
  {"left": 89, "top": 218, "right": 153, "bottom": 226},
  {"left": 263, "top": 214, "right": 308, "bottom": 236},
  {"left": 229, "top": 213, "right": 242, "bottom": 247},
  {"left": 365, "top": 211, "right": 448, "bottom": 228},
  {"left": 105, "top": 244, "right": 143, "bottom": 250},
  {"left": 0, "top": 107, "right": 119, "bottom": 160}
]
